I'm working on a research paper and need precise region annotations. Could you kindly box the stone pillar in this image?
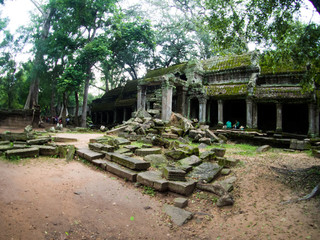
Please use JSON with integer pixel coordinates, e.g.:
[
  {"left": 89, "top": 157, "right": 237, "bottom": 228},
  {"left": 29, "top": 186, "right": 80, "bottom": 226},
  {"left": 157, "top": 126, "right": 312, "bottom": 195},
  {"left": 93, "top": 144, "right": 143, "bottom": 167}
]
[
  {"left": 137, "top": 86, "right": 146, "bottom": 110},
  {"left": 161, "top": 83, "right": 173, "bottom": 121},
  {"left": 187, "top": 97, "right": 191, "bottom": 119},
  {"left": 113, "top": 110, "right": 117, "bottom": 123},
  {"left": 308, "top": 103, "right": 316, "bottom": 137},
  {"left": 123, "top": 108, "right": 127, "bottom": 122},
  {"left": 207, "top": 101, "right": 211, "bottom": 123},
  {"left": 218, "top": 100, "right": 223, "bottom": 124},
  {"left": 246, "top": 99, "right": 253, "bottom": 128},
  {"left": 252, "top": 102, "right": 258, "bottom": 129},
  {"left": 276, "top": 103, "right": 282, "bottom": 132},
  {"left": 199, "top": 97, "right": 207, "bottom": 124},
  {"left": 181, "top": 87, "right": 187, "bottom": 116},
  {"left": 316, "top": 108, "right": 320, "bottom": 137}
]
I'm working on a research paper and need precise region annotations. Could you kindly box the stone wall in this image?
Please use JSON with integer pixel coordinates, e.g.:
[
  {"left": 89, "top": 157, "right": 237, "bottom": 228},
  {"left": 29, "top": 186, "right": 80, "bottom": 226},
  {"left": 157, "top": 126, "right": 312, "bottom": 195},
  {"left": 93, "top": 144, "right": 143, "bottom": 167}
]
[{"left": 0, "top": 109, "right": 37, "bottom": 127}]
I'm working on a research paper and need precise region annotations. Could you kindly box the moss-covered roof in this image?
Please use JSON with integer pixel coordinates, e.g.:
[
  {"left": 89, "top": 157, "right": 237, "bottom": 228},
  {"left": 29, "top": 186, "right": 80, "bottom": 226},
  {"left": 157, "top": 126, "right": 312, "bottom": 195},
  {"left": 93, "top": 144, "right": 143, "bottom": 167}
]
[
  {"left": 144, "top": 62, "right": 188, "bottom": 79},
  {"left": 202, "top": 52, "right": 256, "bottom": 71}
]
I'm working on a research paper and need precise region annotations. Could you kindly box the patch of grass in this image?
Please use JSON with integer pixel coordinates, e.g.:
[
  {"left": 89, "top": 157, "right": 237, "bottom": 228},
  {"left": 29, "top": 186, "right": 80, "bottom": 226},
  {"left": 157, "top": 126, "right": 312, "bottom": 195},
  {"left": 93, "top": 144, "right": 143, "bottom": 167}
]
[
  {"left": 142, "top": 186, "right": 156, "bottom": 197},
  {"left": 224, "top": 143, "right": 257, "bottom": 156},
  {"left": 131, "top": 141, "right": 150, "bottom": 148}
]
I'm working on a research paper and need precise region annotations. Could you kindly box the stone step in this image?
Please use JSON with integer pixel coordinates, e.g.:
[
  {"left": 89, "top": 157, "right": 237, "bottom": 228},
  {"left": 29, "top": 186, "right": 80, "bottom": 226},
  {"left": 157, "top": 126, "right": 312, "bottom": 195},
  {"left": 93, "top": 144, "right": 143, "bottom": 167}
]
[
  {"left": 105, "top": 161, "right": 139, "bottom": 182},
  {"left": 53, "top": 137, "right": 77, "bottom": 142},
  {"left": 0, "top": 145, "right": 13, "bottom": 152},
  {"left": 110, "top": 153, "right": 150, "bottom": 170},
  {"left": 91, "top": 159, "right": 109, "bottom": 169},
  {"left": 137, "top": 171, "right": 168, "bottom": 192},
  {"left": 168, "top": 180, "right": 196, "bottom": 196},
  {"left": 135, "top": 148, "right": 162, "bottom": 157},
  {"left": 0, "top": 141, "right": 10, "bottom": 145},
  {"left": 5, "top": 147, "right": 39, "bottom": 159},
  {"left": 30, "top": 145, "right": 58, "bottom": 156},
  {"left": 89, "top": 143, "right": 115, "bottom": 153},
  {"left": 27, "top": 137, "right": 51, "bottom": 145},
  {"left": 76, "top": 148, "right": 105, "bottom": 161}
]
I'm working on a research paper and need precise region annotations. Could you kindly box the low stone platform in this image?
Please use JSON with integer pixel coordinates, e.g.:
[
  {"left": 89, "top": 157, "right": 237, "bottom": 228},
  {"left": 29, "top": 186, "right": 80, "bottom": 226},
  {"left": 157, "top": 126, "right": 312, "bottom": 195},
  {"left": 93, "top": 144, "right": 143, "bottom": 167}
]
[
  {"left": 110, "top": 153, "right": 150, "bottom": 170},
  {"left": 31, "top": 145, "right": 58, "bottom": 156},
  {"left": 135, "top": 148, "right": 162, "bottom": 157},
  {"left": 5, "top": 147, "right": 39, "bottom": 159},
  {"left": 105, "top": 161, "right": 139, "bottom": 182},
  {"left": 137, "top": 171, "right": 169, "bottom": 191},
  {"left": 76, "top": 148, "right": 105, "bottom": 161}
]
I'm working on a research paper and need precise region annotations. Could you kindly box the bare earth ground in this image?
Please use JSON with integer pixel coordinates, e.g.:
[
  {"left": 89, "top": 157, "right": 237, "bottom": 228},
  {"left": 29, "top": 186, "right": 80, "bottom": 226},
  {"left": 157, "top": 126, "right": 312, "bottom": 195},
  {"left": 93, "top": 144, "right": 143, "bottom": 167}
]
[{"left": 0, "top": 128, "right": 320, "bottom": 240}]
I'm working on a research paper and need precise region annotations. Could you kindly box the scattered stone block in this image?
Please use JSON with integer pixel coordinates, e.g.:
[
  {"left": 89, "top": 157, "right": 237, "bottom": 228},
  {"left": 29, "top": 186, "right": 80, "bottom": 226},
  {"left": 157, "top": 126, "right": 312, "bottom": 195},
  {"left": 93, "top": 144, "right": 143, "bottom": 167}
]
[
  {"left": 105, "top": 161, "right": 138, "bottom": 182},
  {"left": 179, "top": 155, "right": 202, "bottom": 167},
  {"left": 66, "top": 145, "right": 76, "bottom": 161},
  {"left": 144, "top": 154, "right": 168, "bottom": 168},
  {"left": 91, "top": 159, "right": 109, "bottom": 170},
  {"left": 165, "top": 149, "right": 188, "bottom": 160},
  {"left": 0, "top": 141, "right": 10, "bottom": 145},
  {"left": 6, "top": 147, "right": 39, "bottom": 159},
  {"left": 53, "top": 137, "right": 77, "bottom": 142},
  {"left": 111, "top": 153, "right": 150, "bottom": 170},
  {"left": 24, "top": 125, "right": 33, "bottom": 133},
  {"left": 106, "top": 125, "right": 127, "bottom": 135},
  {"left": 163, "top": 167, "right": 186, "bottom": 181},
  {"left": 163, "top": 204, "right": 193, "bottom": 226},
  {"left": 210, "top": 147, "right": 226, "bottom": 157},
  {"left": 31, "top": 145, "right": 58, "bottom": 156},
  {"left": 168, "top": 180, "right": 196, "bottom": 196},
  {"left": 162, "top": 133, "right": 179, "bottom": 139},
  {"left": 153, "top": 118, "right": 165, "bottom": 126},
  {"left": 27, "top": 137, "right": 51, "bottom": 145},
  {"left": 171, "top": 127, "right": 183, "bottom": 136},
  {"left": 196, "top": 181, "right": 226, "bottom": 196},
  {"left": 114, "top": 137, "right": 131, "bottom": 146},
  {"left": 124, "top": 145, "right": 140, "bottom": 152},
  {"left": 76, "top": 148, "right": 104, "bottom": 161},
  {"left": 182, "top": 145, "right": 199, "bottom": 156},
  {"left": 174, "top": 198, "right": 188, "bottom": 208},
  {"left": 200, "top": 151, "right": 216, "bottom": 161},
  {"left": 290, "top": 139, "right": 311, "bottom": 150},
  {"left": 58, "top": 145, "right": 68, "bottom": 158},
  {"left": 198, "top": 143, "right": 208, "bottom": 149},
  {"left": 12, "top": 144, "right": 27, "bottom": 149},
  {"left": 256, "top": 145, "right": 271, "bottom": 153},
  {"left": 0, "top": 132, "right": 33, "bottom": 141},
  {"left": 178, "top": 165, "right": 193, "bottom": 173},
  {"left": 199, "top": 137, "right": 211, "bottom": 145},
  {"left": 217, "top": 194, "right": 234, "bottom": 207},
  {"left": 135, "top": 148, "right": 162, "bottom": 157},
  {"left": 137, "top": 171, "right": 168, "bottom": 191},
  {"left": 205, "top": 129, "right": 220, "bottom": 142},
  {"left": 0, "top": 145, "right": 13, "bottom": 152},
  {"left": 115, "top": 148, "right": 132, "bottom": 154},
  {"left": 188, "top": 162, "right": 222, "bottom": 182},
  {"left": 152, "top": 136, "right": 170, "bottom": 148},
  {"left": 217, "top": 157, "right": 239, "bottom": 167},
  {"left": 89, "top": 143, "right": 115, "bottom": 153},
  {"left": 104, "top": 152, "right": 115, "bottom": 161},
  {"left": 221, "top": 168, "right": 231, "bottom": 175},
  {"left": 215, "top": 176, "right": 237, "bottom": 192},
  {"left": 189, "top": 129, "right": 205, "bottom": 139}
]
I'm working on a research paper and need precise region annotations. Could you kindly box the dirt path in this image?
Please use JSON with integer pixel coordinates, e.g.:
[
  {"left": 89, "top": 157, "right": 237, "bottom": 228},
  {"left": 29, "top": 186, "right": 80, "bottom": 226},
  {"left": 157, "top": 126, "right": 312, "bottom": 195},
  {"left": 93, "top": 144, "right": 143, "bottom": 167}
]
[{"left": 1, "top": 131, "right": 320, "bottom": 239}]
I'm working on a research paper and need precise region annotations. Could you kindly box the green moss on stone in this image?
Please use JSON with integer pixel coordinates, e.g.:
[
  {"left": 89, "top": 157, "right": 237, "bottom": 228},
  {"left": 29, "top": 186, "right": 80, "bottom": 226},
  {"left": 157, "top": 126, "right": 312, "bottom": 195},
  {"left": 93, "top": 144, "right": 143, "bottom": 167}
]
[
  {"left": 202, "top": 53, "right": 253, "bottom": 71},
  {"left": 205, "top": 84, "right": 248, "bottom": 96},
  {"left": 145, "top": 63, "right": 187, "bottom": 79}
]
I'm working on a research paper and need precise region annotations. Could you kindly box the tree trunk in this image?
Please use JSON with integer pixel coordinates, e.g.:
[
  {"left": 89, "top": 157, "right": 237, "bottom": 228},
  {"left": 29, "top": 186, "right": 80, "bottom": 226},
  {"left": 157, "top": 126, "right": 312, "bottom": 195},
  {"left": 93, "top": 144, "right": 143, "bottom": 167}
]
[
  {"left": 81, "top": 68, "right": 91, "bottom": 127},
  {"left": 50, "top": 79, "right": 56, "bottom": 123},
  {"left": 62, "top": 92, "right": 67, "bottom": 126},
  {"left": 74, "top": 91, "right": 79, "bottom": 126}
]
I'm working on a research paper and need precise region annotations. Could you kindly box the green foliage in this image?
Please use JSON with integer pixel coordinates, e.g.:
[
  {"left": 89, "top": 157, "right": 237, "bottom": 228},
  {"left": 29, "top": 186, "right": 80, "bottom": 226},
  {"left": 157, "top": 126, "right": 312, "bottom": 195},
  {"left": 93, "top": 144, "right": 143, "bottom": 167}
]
[{"left": 142, "top": 186, "right": 156, "bottom": 197}]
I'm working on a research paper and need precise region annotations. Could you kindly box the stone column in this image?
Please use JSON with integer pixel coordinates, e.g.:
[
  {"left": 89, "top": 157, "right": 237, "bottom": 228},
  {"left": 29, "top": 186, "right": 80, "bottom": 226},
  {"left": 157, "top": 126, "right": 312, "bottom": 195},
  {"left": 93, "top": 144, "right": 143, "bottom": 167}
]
[
  {"left": 207, "top": 101, "right": 211, "bottom": 123},
  {"left": 123, "top": 108, "right": 127, "bottom": 122},
  {"left": 113, "top": 110, "right": 117, "bottom": 123},
  {"left": 308, "top": 103, "right": 316, "bottom": 137},
  {"left": 161, "top": 83, "right": 173, "bottom": 121},
  {"left": 252, "top": 102, "right": 258, "bottom": 129},
  {"left": 246, "top": 99, "right": 253, "bottom": 128},
  {"left": 137, "top": 86, "right": 146, "bottom": 110},
  {"left": 276, "top": 103, "right": 282, "bottom": 132},
  {"left": 181, "top": 87, "right": 187, "bottom": 116},
  {"left": 218, "top": 100, "right": 224, "bottom": 124},
  {"left": 199, "top": 97, "right": 207, "bottom": 124},
  {"left": 187, "top": 97, "right": 191, "bottom": 119},
  {"left": 316, "top": 107, "right": 320, "bottom": 137}
]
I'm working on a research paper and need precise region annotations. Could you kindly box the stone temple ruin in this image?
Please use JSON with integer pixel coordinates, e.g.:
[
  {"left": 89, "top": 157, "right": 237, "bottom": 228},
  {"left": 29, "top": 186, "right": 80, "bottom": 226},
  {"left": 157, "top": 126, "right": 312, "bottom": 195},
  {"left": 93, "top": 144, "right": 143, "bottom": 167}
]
[{"left": 92, "top": 52, "right": 319, "bottom": 137}]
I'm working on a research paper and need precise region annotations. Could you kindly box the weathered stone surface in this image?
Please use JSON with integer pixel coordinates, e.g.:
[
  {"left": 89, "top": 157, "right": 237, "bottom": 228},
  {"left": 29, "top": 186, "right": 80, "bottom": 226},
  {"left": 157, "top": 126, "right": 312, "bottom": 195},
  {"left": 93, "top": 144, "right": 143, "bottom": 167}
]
[
  {"left": 106, "top": 125, "right": 127, "bottom": 135},
  {"left": 198, "top": 143, "right": 208, "bottom": 149},
  {"left": 163, "top": 167, "right": 186, "bottom": 181},
  {"left": 199, "top": 137, "right": 211, "bottom": 145},
  {"left": 53, "top": 137, "right": 77, "bottom": 142},
  {"left": 205, "top": 129, "right": 220, "bottom": 142},
  {"left": 165, "top": 149, "right": 188, "bottom": 160},
  {"left": 89, "top": 143, "right": 115, "bottom": 153},
  {"left": 135, "top": 109, "right": 152, "bottom": 118},
  {"left": 170, "top": 113, "right": 194, "bottom": 133},
  {"left": 24, "top": 125, "right": 33, "bottom": 133},
  {"left": 174, "top": 198, "right": 188, "bottom": 208},
  {"left": 181, "top": 145, "right": 199, "bottom": 156},
  {"left": 188, "top": 162, "right": 222, "bottom": 182},
  {"left": 76, "top": 148, "right": 104, "bottom": 161},
  {"left": 256, "top": 145, "right": 271, "bottom": 153},
  {"left": 312, "top": 149, "right": 320, "bottom": 158},
  {"left": 12, "top": 144, "right": 27, "bottom": 149},
  {"left": 0, "top": 140, "right": 10, "bottom": 145},
  {"left": 163, "top": 204, "right": 193, "bottom": 226},
  {"left": 30, "top": 145, "right": 58, "bottom": 156},
  {"left": 66, "top": 145, "right": 76, "bottom": 161},
  {"left": 217, "top": 194, "right": 234, "bottom": 207},
  {"left": 57, "top": 145, "right": 68, "bottom": 158},
  {"left": 115, "top": 148, "right": 132, "bottom": 154},
  {"left": 210, "top": 147, "right": 226, "bottom": 157},
  {"left": 153, "top": 118, "right": 165, "bottom": 126},
  {"left": 0, "top": 145, "right": 13, "bottom": 152},
  {"left": 200, "top": 151, "right": 216, "bottom": 161},
  {"left": 178, "top": 137, "right": 189, "bottom": 144},
  {"left": 162, "top": 133, "right": 179, "bottom": 139},
  {"left": 196, "top": 181, "right": 226, "bottom": 196},
  {"left": 137, "top": 171, "right": 168, "bottom": 191},
  {"left": 215, "top": 176, "right": 237, "bottom": 192},
  {"left": 0, "top": 132, "right": 34, "bottom": 141},
  {"left": 115, "top": 137, "right": 131, "bottom": 146},
  {"left": 27, "top": 137, "right": 51, "bottom": 145},
  {"left": 105, "top": 161, "right": 138, "bottom": 182},
  {"left": 221, "top": 168, "right": 231, "bottom": 175},
  {"left": 111, "top": 153, "right": 150, "bottom": 170},
  {"left": 179, "top": 155, "right": 202, "bottom": 167},
  {"left": 5, "top": 147, "right": 39, "bottom": 159},
  {"left": 217, "top": 157, "right": 239, "bottom": 167},
  {"left": 168, "top": 180, "right": 196, "bottom": 196},
  {"left": 92, "top": 159, "right": 109, "bottom": 169},
  {"left": 135, "top": 148, "right": 162, "bottom": 157},
  {"left": 124, "top": 145, "right": 140, "bottom": 152},
  {"left": 290, "top": 139, "right": 311, "bottom": 150},
  {"left": 151, "top": 136, "right": 170, "bottom": 148},
  {"left": 189, "top": 129, "right": 205, "bottom": 139},
  {"left": 144, "top": 154, "right": 168, "bottom": 168},
  {"left": 171, "top": 127, "right": 183, "bottom": 136}
]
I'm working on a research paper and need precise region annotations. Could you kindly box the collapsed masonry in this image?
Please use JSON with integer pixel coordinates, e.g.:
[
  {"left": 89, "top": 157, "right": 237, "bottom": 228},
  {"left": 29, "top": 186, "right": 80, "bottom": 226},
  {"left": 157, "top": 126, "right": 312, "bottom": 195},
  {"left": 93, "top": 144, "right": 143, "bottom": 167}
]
[{"left": 92, "top": 52, "right": 320, "bottom": 137}]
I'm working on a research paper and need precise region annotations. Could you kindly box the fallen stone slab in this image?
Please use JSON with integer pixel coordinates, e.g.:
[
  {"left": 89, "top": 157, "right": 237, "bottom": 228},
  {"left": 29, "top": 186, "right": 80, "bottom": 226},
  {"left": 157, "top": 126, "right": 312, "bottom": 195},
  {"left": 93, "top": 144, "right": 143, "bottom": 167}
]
[
  {"left": 91, "top": 159, "right": 109, "bottom": 170},
  {"left": 137, "top": 171, "right": 168, "bottom": 191},
  {"left": 0, "top": 132, "right": 34, "bottom": 141},
  {"left": 196, "top": 181, "right": 226, "bottom": 197},
  {"left": 135, "top": 148, "right": 162, "bottom": 157},
  {"left": 210, "top": 147, "right": 226, "bottom": 157},
  {"left": 217, "top": 194, "right": 234, "bottom": 207},
  {"left": 89, "top": 143, "right": 115, "bottom": 153},
  {"left": 76, "top": 148, "right": 104, "bottom": 161},
  {"left": 290, "top": 139, "right": 311, "bottom": 150},
  {"left": 5, "top": 147, "right": 39, "bottom": 159},
  {"left": 114, "top": 137, "right": 131, "bottom": 146},
  {"left": 205, "top": 129, "right": 220, "bottom": 142},
  {"left": 200, "top": 151, "right": 216, "bottom": 161},
  {"left": 256, "top": 145, "right": 271, "bottom": 153},
  {"left": 221, "top": 168, "right": 231, "bottom": 175},
  {"left": 174, "top": 198, "right": 188, "bottom": 208},
  {"left": 115, "top": 148, "right": 132, "bottom": 154},
  {"left": 217, "top": 157, "right": 239, "bottom": 167},
  {"left": 0, "top": 145, "right": 14, "bottom": 152},
  {"left": 66, "top": 145, "right": 76, "bottom": 161},
  {"left": 30, "top": 145, "right": 58, "bottom": 156},
  {"left": 0, "top": 141, "right": 10, "bottom": 145},
  {"left": 106, "top": 125, "right": 127, "bottom": 135},
  {"left": 215, "top": 176, "right": 237, "bottom": 192},
  {"left": 163, "top": 167, "right": 186, "bottom": 181},
  {"left": 181, "top": 145, "right": 199, "bottom": 156},
  {"left": 179, "top": 155, "right": 202, "bottom": 167},
  {"left": 27, "top": 137, "right": 51, "bottom": 145},
  {"left": 144, "top": 154, "right": 168, "bottom": 168},
  {"left": 165, "top": 149, "right": 188, "bottom": 160},
  {"left": 188, "top": 162, "right": 222, "bottom": 182},
  {"left": 53, "top": 137, "right": 77, "bottom": 142},
  {"left": 12, "top": 144, "right": 28, "bottom": 150},
  {"left": 105, "top": 161, "right": 139, "bottom": 182},
  {"left": 124, "top": 145, "right": 140, "bottom": 152},
  {"left": 163, "top": 204, "right": 193, "bottom": 226},
  {"left": 168, "top": 180, "right": 196, "bottom": 196},
  {"left": 199, "top": 137, "right": 211, "bottom": 145},
  {"left": 162, "top": 133, "right": 179, "bottom": 139},
  {"left": 111, "top": 153, "right": 150, "bottom": 170}
]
